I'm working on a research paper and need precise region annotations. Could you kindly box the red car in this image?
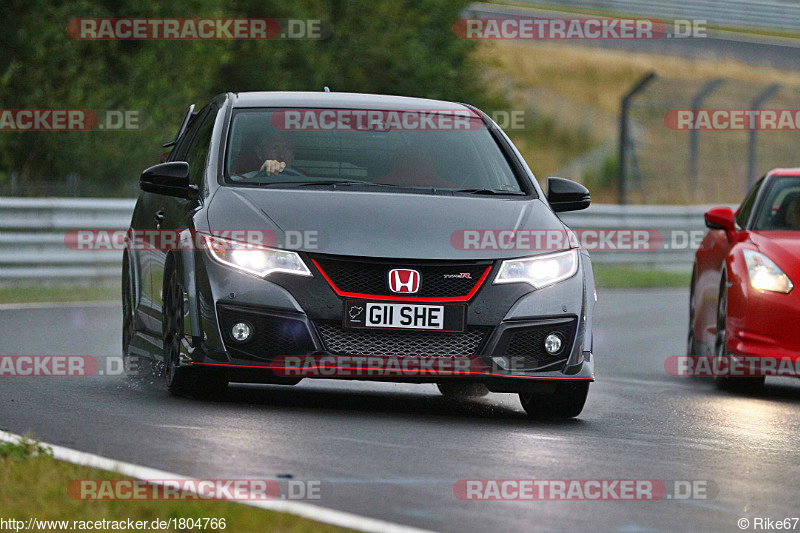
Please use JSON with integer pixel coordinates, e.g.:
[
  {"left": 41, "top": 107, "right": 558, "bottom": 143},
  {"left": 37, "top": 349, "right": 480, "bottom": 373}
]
[{"left": 689, "top": 168, "right": 800, "bottom": 391}]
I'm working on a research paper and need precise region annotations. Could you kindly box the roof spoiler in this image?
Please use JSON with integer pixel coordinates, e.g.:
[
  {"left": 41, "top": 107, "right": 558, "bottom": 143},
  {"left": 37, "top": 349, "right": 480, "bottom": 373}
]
[{"left": 162, "top": 104, "right": 196, "bottom": 148}]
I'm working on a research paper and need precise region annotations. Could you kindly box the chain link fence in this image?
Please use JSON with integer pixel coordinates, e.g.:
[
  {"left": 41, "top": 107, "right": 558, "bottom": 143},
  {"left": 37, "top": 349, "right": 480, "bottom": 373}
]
[{"left": 619, "top": 73, "right": 800, "bottom": 204}]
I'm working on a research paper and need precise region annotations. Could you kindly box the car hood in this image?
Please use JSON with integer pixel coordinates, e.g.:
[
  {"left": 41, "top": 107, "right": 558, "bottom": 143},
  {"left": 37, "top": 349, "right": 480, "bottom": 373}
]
[
  {"left": 749, "top": 231, "right": 800, "bottom": 276},
  {"left": 206, "top": 187, "right": 569, "bottom": 260}
]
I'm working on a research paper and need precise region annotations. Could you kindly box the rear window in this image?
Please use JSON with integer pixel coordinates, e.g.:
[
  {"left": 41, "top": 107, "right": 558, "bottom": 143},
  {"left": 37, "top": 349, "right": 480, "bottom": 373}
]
[{"left": 224, "top": 108, "right": 525, "bottom": 193}]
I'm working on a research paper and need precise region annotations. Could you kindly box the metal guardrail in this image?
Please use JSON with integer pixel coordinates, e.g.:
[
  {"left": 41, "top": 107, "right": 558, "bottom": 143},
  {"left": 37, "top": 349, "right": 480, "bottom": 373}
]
[
  {"left": 0, "top": 197, "right": 718, "bottom": 283},
  {"left": 505, "top": 0, "right": 800, "bottom": 32},
  {"left": 0, "top": 198, "right": 134, "bottom": 283}
]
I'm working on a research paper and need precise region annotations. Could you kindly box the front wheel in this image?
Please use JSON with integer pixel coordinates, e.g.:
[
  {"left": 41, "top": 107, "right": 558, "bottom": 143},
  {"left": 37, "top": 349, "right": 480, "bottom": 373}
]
[
  {"left": 713, "top": 275, "right": 764, "bottom": 393},
  {"left": 162, "top": 268, "right": 228, "bottom": 398},
  {"left": 519, "top": 381, "right": 589, "bottom": 419}
]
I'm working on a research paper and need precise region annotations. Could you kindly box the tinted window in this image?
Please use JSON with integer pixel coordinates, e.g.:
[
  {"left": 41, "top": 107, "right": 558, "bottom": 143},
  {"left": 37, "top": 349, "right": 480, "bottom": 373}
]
[
  {"left": 171, "top": 109, "right": 204, "bottom": 162},
  {"left": 184, "top": 109, "right": 216, "bottom": 187},
  {"left": 224, "top": 108, "right": 524, "bottom": 193},
  {"left": 735, "top": 177, "right": 764, "bottom": 228},
  {"left": 753, "top": 176, "right": 800, "bottom": 230}
]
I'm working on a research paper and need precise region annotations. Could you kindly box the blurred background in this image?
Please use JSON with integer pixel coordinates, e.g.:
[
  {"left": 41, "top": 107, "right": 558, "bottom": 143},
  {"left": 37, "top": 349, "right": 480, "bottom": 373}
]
[{"left": 3, "top": 0, "right": 800, "bottom": 289}]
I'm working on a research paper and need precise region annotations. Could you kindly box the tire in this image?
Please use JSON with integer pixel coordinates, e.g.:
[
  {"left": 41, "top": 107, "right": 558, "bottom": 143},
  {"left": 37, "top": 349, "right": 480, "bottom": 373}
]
[
  {"left": 687, "top": 267, "right": 698, "bottom": 356},
  {"left": 713, "top": 274, "right": 764, "bottom": 393},
  {"left": 162, "top": 267, "right": 228, "bottom": 398},
  {"left": 519, "top": 381, "right": 589, "bottom": 419},
  {"left": 437, "top": 382, "right": 489, "bottom": 398}
]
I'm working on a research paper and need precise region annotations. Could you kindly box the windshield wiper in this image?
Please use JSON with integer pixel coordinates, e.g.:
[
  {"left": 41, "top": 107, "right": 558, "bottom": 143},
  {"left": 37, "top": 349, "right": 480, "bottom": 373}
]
[
  {"left": 453, "top": 188, "right": 525, "bottom": 195},
  {"left": 296, "top": 180, "right": 400, "bottom": 188}
]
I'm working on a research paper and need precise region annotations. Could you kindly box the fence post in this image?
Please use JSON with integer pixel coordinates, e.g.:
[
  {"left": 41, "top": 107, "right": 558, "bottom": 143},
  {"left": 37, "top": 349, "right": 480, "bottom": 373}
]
[
  {"left": 688, "top": 78, "right": 725, "bottom": 194},
  {"left": 618, "top": 72, "right": 656, "bottom": 205},
  {"left": 747, "top": 83, "right": 781, "bottom": 188}
]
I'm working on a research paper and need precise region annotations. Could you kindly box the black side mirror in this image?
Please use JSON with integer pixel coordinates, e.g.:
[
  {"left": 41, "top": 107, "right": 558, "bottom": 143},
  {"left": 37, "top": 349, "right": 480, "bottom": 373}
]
[
  {"left": 547, "top": 177, "right": 591, "bottom": 212},
  {"left": 140, "top": 162, "right": 197, "bottom": 198}
]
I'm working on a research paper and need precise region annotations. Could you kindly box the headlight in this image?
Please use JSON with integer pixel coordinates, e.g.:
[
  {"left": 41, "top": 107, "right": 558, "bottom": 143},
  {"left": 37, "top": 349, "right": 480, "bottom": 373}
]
[
  {"left": 493, "top": 249, "right": 579, "bottom": 289},
  {"left": 201, "top": 234, "right": 311, "bottom": 278},
  {"left": 743, "top": 249, "right": 793, "bottom": 294}
]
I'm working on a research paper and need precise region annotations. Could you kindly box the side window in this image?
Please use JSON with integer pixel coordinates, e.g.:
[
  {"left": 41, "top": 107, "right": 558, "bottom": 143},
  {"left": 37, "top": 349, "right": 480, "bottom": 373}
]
[
  {"left": 184, "top": 109, "right": 216, "bottom": 187},
  {"left": 171, "top": 110, "right": 204, "bottom": 162},
  {"left": 735, "top": 177, "right": 764, "bottom": 228}
]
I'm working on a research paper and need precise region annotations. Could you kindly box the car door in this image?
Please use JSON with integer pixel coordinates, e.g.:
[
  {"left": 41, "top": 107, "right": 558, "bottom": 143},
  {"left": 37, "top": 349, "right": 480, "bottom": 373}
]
[{"left": 149, "top": 105, "right": 216, "bottom": 327}]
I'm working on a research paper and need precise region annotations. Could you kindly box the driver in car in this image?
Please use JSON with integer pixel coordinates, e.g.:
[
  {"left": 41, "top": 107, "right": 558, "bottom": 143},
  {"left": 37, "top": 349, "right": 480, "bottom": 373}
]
[{"left": 231, "top": 133, "right": 296, "bottom": 177}]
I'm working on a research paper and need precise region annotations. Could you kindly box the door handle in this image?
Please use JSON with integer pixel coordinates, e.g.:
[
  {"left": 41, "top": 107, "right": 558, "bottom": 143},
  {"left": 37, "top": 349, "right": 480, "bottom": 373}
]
[{"left": 155, "top": 210, "right": 165, "bottom": 228}]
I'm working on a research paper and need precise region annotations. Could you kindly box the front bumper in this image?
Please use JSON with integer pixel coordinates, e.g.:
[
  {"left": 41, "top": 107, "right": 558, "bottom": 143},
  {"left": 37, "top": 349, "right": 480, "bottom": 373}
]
[{"left": 182, "top": 250, "right": 595, "bottom": 390}]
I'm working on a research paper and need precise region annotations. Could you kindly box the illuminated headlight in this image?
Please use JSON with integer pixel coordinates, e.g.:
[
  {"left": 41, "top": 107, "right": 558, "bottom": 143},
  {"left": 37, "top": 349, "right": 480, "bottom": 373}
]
[
  {"left": 494, "top": 249, "right": 579, "bottom": 289},
  {"left": 201, "top": 235, "right": 311, "bottom": 279},
  {"left": 743, "top": 249, "right": 793, "bottom": 294}
]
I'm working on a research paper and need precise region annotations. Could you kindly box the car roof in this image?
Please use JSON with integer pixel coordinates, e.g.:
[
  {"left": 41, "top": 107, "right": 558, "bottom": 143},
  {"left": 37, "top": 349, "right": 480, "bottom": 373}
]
[
  {"left": 228, "top": 91, "right": 471, "bottom": 111},
  {"left": 768, "top": 168, "right": 800, "bottom": 177}
]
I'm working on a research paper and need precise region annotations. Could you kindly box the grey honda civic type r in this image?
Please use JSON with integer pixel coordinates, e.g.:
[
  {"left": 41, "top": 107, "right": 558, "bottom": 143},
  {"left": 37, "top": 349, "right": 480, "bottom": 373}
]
[{"left": 123, "top": 91, "right": 596, "bottom": 418}]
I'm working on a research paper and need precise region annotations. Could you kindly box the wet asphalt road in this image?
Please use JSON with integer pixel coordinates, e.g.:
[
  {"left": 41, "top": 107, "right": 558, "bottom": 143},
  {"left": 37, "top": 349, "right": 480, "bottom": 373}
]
[{"left": 1, "top": 289, "right": 800, "bottom": 532}]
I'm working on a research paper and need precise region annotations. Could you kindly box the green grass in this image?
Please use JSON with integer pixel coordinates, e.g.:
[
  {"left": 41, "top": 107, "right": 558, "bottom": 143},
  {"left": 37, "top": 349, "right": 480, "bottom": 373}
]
[
  {"left": 593, "top": 265, "right": 691, "bottom": 288},
  {"left": 0, "top": 436, "right": 352, "bottom": 533},
  {"left": 0, "top": 284, "right": 117, "bottom": 304}
]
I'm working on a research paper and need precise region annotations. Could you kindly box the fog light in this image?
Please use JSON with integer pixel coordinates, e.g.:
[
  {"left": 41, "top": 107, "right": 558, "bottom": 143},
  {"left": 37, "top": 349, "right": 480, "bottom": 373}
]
[
  {"left": 231, "top": 322, "right": 253, "bottom": 342},
  {"left": 544, "top": 333, "right": 563, "bottom": 355}
]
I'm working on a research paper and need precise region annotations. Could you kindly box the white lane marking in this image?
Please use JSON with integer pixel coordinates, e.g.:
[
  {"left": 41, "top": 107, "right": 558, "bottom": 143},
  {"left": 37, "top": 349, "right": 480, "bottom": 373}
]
[
  {"left": 153, "top": 425, "right": 206, "bottom": 430},
  {"left": 0, "top": 429, "right": 435, "bottom": 533},
  {"left": 0, "top": 301, "right": 117, "bottom": 310},
  {"left": 331, "top": 436, "right": 425, "bottom": 450}
]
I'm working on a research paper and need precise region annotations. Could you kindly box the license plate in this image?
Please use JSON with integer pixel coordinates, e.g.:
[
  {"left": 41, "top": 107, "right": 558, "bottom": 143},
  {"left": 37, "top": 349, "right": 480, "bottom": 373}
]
[{"left": 344, "top": 300, "right": 465, "bottom": 332}]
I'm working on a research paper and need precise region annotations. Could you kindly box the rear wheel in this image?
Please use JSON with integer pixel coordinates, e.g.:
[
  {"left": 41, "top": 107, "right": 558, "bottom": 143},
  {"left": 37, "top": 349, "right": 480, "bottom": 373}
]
[
  {"left": 713, "top": 275, "right": 764, "bottom": 393},
  {"left": 162, "top": 268, "right": 227, "bottom": 398},
  {"left": 519, "top": 382, "right": 589, "bottom": 419},
  {"left": 437, "top": 382, "right": 489, "bottom": 399}
]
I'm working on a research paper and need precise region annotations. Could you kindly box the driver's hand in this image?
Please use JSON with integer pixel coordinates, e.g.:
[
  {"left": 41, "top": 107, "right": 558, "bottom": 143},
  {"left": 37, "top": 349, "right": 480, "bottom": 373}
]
[{"left": 260, "top": 159, "right": 287, "bottom": 176}]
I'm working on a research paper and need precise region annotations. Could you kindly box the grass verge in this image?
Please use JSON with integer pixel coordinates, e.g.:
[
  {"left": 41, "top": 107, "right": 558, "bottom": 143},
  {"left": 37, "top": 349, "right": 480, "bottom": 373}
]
[
  {"left": 593, "top": 265, "right": 691, "bottom": 288},
  {"left": 0, "top": 436, "right": 352, "bottom": 533},
  {"left": 0, "top": 284, "right": 117, "bottom": 304}
]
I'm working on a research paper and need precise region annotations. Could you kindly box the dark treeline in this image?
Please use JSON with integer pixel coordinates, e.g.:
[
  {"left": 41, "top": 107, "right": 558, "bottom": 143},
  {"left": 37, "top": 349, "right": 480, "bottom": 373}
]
[{"left": 0, "top": 0, "right": 499, "bottom": 196}]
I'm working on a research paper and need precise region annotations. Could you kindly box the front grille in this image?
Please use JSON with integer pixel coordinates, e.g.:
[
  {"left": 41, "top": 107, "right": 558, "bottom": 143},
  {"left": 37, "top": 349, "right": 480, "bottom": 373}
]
[
  {"left": 315, "top": 321, "right": 488, "bottom": 356},
  {"left": 217, "top": 304, "right": 315, "bottom": 361},
  {"left": 499, "top": 319, "right": 577, "bottom": 370},
  {"left": 311, "top": 256, "right": 490, "bottom": 298}
]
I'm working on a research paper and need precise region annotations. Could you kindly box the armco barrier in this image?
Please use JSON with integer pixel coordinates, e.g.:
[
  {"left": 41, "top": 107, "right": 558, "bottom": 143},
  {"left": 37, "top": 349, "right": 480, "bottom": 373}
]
[{"left": 0, "top": 197, "right": 721, "bottom": 283}]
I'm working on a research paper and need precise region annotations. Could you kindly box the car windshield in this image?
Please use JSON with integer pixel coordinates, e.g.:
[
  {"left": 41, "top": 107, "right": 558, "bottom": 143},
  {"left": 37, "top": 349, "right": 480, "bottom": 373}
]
[
  {"left": 753, "top": 176, "right": 800, "bottom": 230},
  {"left": 224, "top": 108, "right": 525, "bottom": 193}
]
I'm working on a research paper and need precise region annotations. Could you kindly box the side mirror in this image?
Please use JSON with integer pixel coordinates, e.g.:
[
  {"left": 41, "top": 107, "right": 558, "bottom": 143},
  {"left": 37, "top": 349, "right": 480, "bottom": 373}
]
[
  {"left": 705, "top": 206, "right": 737, "bottom": 241},
  {"left": 705, "top": 206, "right": 736, "bottom": 231},
  {"left": 140, "top": 162, "right": 196, "bottom": 198},
  {"left": 547, "top": 177, "right": 591, "bottom": 212}
]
